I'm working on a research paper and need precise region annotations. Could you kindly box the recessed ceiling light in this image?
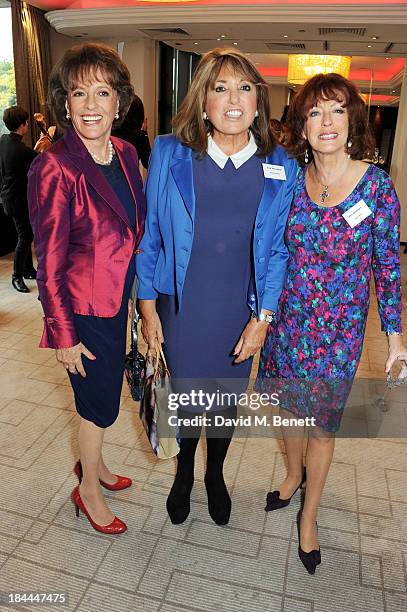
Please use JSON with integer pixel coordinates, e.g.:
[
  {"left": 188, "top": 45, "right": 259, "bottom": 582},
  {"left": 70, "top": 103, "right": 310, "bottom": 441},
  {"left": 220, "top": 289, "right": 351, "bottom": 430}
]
[
  {"left": 220, "top": 34, "right": 226, "bottom": 38},
  {"left": 217, "top": 38, "right": 221, "bottom": 41},
  {"left": 193, "top": 42, "right": 198, "bottom": 45},
  {"left": 386, "top": 57, "right": 391, "bottom": 60},
  {"left": 233, "top": 42, "right": 238, "bottom": 45},
  {"left": 392, "top": 90, "right": 396, "bottom": 93},
  {"left": 371, "top": 36, "right": 378, "bottom": 40},
  {"left": 367, "top": 45, "right": 372, "bottom": 48},
  {"left": 283, "top": 35, "right": 288, "bottom": 38}
]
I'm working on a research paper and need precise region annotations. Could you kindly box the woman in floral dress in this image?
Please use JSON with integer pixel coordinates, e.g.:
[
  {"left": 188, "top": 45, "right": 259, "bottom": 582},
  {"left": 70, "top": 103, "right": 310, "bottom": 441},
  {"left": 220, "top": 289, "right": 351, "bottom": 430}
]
[{"left": 256, "top": 73, "right": 407, "bottom": 574}]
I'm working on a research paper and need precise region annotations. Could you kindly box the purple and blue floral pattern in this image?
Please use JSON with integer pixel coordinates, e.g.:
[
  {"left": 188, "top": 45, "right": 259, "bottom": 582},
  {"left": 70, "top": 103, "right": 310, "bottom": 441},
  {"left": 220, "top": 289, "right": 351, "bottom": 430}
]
[{"left": 256, "top": 164, "right": 402, "bottom": 432}]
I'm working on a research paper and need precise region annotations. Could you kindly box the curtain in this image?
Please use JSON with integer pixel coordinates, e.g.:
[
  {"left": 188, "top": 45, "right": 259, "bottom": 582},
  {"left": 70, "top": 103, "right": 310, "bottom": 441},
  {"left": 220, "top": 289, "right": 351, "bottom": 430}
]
[{"left": 11, "top": 1, "right": 52, "bottom": 148}]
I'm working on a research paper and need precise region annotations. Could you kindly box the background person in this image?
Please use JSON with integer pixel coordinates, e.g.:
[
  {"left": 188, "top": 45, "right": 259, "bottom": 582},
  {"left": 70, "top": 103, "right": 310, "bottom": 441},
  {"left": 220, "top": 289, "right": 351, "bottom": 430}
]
[
  {"left": 28, "top": 43, "right": 146, "bottom": 535},
  {"left": 0, "top": 106, "right": 37, "bottom": 292},
  {"left": 256, "top": 73, "right": 407, "bottom": 574},
  {"left": 112, "top": 94, "right": 151, "bottom": 169},
  {"left": 136, "top": 48, "right": 297, "bottom": 526}
]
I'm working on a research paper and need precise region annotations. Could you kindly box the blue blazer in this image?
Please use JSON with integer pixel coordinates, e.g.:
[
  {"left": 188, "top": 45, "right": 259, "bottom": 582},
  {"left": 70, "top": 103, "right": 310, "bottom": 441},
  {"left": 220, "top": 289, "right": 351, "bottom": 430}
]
[{"left": 136, "top": 134, "right": 297, "bottom": 313}]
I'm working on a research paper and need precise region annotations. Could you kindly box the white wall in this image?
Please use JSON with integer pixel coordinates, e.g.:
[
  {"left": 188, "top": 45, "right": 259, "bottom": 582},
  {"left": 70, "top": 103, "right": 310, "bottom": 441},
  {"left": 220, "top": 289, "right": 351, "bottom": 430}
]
[
  {"left": 269, "top": 84, "right": 289, "bottom": 122},
  {"left": 390, "top": 65, "right": 407, "bottom": 243}
]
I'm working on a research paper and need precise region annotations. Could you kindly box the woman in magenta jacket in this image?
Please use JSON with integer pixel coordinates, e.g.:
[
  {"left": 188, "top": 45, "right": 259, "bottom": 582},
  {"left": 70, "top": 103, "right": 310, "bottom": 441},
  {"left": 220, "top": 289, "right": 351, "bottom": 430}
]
[{"left": 28, "top": 44, "right": 145, "bottom": 534}]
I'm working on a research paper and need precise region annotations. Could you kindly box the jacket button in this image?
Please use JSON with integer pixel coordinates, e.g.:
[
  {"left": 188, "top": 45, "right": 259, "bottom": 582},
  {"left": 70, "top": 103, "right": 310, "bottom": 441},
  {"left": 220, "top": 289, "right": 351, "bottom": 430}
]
[
  {"left": 257, "top": 222, "right": 263, "bottom": 229},
  {"left": 257, "top": 239, "right": 262, "bottom": 245},
  {"left": 259, "top": 274, "right": 265, "bottom": 280},
  {"left": 258, "top": 257, "right": 265, "bottom": 263}
]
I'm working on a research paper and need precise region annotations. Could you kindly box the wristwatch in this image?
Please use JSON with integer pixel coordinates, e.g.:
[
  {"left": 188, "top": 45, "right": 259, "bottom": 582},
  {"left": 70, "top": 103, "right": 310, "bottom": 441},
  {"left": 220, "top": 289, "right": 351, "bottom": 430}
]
[{"left": 250, "top": 310, "right": 276, "bottom": 324}]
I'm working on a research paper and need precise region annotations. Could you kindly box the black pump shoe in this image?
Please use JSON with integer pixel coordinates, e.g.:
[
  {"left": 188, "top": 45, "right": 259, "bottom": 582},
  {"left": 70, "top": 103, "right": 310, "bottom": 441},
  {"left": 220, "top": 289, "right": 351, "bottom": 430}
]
[
  {"left": 166, "top": 474, "right": 194, "bottom": 524},
  {"left": 296, "top": 510, "right": 321, "bottom": 575},
  {"left": 12, "top": 276, "right": 30, "bottom": 293},
  {"left": 265, "top": 467, "right": 306, "bottom": 512},
  {"left": 204, "top": 472, "right": 231, "bottom": 525}
]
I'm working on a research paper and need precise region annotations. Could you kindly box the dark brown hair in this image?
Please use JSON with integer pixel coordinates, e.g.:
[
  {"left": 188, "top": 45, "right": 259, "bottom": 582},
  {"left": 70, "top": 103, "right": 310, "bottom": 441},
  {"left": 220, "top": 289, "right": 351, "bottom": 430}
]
[
  {"left": 48, "top": 43, "right": 134, "bottom": 129},
  {"left": 173, "top": 48, "right": 277, "bottom": 156},
  {"left": 3, "top": 106, "right": 29, "bottom": 132},
  {"left": 285, "top": 73, "right": 375, "bottom": 164}
]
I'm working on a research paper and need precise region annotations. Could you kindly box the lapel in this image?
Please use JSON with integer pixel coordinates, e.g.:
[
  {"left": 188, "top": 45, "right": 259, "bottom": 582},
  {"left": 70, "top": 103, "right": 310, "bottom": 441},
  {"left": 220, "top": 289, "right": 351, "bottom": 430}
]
[
  {"left": 256, "top": 148, "right": 286, "bottom": 223},
  {"left": 61, "top": 128, "right": 134, "bottom": 231},
  {"left": 169, "top": 140, "right": 195, "bottom": 221}
]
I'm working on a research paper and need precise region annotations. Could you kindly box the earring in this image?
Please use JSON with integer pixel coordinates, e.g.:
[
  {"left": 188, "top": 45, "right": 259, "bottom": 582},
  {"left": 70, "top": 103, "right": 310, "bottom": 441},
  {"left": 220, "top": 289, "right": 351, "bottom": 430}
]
[
  {"left": 66, "top": 110, "right": 70, "bottom": 120},
  {"left": 254, "top": 110, "right": 259, "bottom": 118},
  {"left": 115, "top": 111, "right": 119, "bottom": 120},
  {"left": 304, "top": 148, "right": 309, "bottom": 164},
  {"left": 347, "top": 138, "right": 352, "bottom": 148},
  {"left": 202, "top": 111, "right": 208, "bottom": 120}
]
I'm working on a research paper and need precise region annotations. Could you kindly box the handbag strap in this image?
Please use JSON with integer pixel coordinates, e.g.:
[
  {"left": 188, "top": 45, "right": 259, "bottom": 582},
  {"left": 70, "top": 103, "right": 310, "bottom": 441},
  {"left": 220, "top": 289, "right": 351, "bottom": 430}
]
[{"left": 152, "top": 343, "right": 170, "bottom": 381}]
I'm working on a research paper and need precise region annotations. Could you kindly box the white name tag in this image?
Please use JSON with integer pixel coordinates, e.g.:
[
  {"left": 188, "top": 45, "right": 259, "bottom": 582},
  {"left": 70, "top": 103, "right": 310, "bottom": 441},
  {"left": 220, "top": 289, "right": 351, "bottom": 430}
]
[
  {"left": 342, "top": 199, "right": 372, "bottom": 228},
  {"left": 262, "top": 163, "right": 286, "bottom": 181}
]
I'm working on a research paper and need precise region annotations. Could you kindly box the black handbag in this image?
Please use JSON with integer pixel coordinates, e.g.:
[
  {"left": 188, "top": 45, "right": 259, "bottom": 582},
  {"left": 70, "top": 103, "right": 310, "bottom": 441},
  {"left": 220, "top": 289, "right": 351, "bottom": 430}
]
[{"left": 125, "top": 304, "right": 146, "bottom": 401}]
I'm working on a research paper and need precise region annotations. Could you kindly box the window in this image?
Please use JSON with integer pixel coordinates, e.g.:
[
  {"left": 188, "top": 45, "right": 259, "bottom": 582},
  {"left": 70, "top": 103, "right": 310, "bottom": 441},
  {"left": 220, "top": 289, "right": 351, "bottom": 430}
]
[{"left": 0, "top": 6, "right": 16, "bottom": 135}]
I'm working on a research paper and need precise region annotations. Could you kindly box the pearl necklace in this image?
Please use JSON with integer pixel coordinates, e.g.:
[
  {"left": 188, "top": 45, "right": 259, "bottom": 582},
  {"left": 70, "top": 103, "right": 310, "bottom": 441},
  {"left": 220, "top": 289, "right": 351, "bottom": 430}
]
[{"left": 90, "top": 140, "right": 114, "bottom": 165}]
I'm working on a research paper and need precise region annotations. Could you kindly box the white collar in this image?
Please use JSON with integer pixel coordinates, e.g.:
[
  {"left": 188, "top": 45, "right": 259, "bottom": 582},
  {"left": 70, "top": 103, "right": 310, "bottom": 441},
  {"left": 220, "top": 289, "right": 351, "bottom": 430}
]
[{"left": 207, "top": 132, "right": 257, "bottom": 169}]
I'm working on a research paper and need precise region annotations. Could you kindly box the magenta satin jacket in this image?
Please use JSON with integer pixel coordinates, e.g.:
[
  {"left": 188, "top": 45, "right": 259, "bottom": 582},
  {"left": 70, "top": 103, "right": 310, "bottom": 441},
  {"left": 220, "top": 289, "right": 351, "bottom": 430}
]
[{"left": 27, "top": 127, "right": 146, "bottom": 349}]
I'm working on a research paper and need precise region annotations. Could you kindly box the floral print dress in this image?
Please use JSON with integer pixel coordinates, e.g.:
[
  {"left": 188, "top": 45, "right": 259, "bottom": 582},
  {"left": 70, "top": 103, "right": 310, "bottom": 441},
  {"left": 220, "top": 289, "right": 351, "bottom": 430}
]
[{"left": 256, "top": 164, "right": 402, "bottom": 432}]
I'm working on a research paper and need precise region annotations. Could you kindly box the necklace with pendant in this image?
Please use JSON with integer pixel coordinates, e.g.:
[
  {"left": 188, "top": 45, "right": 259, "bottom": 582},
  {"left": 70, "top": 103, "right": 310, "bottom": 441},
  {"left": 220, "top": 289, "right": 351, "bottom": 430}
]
[{"left": 312, "top": 161, "right": 350, "bottom": 206}]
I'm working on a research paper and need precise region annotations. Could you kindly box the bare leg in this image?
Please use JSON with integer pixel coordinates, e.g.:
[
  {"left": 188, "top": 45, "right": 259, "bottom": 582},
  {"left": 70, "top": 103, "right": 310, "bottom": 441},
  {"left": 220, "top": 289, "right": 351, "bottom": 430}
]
[
  {"left": 78, "top": 417, "right": 115, "bottom": 526},
  {"left": 276, "top": 408, "right": 306, "bottom": 499},
  {"left": 300, "top": 427, "right": 335, "bottom": 552},
  {"left": 99, "top": 456, "right": 119, "bottom": 486}
]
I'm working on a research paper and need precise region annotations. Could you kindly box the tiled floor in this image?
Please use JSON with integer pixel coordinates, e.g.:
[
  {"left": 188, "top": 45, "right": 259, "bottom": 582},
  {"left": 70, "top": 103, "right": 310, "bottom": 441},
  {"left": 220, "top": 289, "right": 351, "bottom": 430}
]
[{"left": 0, "top": 250, "right": 407, "bottom": 612}]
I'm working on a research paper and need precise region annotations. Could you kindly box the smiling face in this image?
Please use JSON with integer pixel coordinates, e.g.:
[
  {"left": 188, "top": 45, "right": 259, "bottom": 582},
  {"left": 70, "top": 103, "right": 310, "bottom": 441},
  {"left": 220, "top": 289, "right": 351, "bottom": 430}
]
[
  {"left": 204, "top": 66, "right": 258, "bottom": 143},
  {"left": 303, "top": 97, "right": 349, "bottom": 157},
  {"left": 66, "top": 69, "right": 118, "bottom": 146}
]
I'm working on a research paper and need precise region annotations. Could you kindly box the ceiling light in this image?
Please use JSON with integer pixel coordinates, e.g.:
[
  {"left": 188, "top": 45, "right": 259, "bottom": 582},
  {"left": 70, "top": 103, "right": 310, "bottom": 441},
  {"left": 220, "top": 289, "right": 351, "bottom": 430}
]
[
  {"left": 194, "top": 42, "right": 198, "bottom": 45},
  {"left": 233, "top": 42, "right": 238, "bottom": 45},
  {"left": 220, "top": 34, "right": 226, "bottom": 38},
  {"left": 217, "top": 38, "right": 221, "bottom": 41},
  {"left": 367, "top": 45, "right": 372, "bottom": 48},
  {"left": 283, "top": 35, "right": 288, "bottom": 38},
  {"left": 371, "top": 36, "right": 378, "bottom": 40},
  {"left": 288, "top": 54, "right": 351, "bottom": 85},
  {"left": 386, "top": 57, "right": 391, "bottom": 60}
]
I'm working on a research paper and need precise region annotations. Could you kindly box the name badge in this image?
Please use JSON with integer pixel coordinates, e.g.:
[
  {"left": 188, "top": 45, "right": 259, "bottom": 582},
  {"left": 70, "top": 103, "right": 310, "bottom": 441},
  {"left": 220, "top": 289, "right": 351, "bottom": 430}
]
[
  {"left": 342, "top": 199, "right": 372, "bottom": 228},
  {"left": 262, "top": 163, "right": 286, "bottom": 181}
]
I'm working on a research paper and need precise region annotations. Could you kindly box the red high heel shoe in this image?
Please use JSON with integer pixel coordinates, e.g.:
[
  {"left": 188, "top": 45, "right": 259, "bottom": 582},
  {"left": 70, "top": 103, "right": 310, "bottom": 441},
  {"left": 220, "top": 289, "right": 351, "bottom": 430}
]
[
  {"left": 73, "top": 460, "right": 132, "bottom": 491},
  {"left": 71, "top": 486, "right": 127, "bottom": 534}
]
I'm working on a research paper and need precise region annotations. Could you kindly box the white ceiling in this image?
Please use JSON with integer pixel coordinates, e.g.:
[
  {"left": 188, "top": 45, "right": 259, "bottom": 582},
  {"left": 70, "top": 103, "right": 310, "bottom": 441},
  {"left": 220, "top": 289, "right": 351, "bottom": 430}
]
[{"left": 42, "top": 4, "right": 407, "bottom": 105}]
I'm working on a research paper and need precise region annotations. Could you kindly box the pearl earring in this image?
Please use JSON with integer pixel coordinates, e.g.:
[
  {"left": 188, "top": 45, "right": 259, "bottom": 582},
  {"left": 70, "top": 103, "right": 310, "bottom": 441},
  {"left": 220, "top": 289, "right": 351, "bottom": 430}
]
[
  {"left": 304, "top": 148, "right": 309, "bottom": 164},
  {"left": 347, "top": 138, "right": 352, "bottom": 148},
  {"left": 115, "top": 104, "right": 119, "bottom": 120},
  {"left": 202, "top": 111, "right": 208, "bottom": 120},
  {"left": 254, "top": 110, "right": 259, "bottom": 118}
]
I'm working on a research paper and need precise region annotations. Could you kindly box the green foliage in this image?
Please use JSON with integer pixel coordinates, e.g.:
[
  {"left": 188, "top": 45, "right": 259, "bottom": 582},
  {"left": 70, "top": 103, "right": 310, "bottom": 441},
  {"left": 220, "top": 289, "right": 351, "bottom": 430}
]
[{"left": 0, "top": 60, "right": 17, "bottom": 135}]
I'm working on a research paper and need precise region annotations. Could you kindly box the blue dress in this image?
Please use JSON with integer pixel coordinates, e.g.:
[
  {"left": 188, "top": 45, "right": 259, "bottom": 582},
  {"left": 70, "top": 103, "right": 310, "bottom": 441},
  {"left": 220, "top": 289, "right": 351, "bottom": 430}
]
[
  {"left": 69, "top": 155, "right": 136, "bottom": 428},
  {"left": 157, "top": 153, "right": 264, "bottom": 407}
]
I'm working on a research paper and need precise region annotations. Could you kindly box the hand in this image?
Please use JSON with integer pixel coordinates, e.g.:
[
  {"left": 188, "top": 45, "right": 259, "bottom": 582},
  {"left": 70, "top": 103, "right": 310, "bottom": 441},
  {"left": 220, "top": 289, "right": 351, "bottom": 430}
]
[
  {"left": 140, "top": 311, "right": 164, "bottom": 350},
  {"left": 233, "top": 318, "right": 268, "bottom": 364},
  {"left": 385, "top": 335, "right": 407, "bottom": 374},
  {"left": 55, "top": 342, "right": 96, "bottom": 377}
]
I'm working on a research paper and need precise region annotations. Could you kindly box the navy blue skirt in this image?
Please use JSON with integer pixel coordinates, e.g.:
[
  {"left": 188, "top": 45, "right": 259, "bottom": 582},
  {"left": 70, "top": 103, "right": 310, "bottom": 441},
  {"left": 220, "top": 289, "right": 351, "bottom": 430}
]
[{"left": 68, "top": 258, "right": 135, "bottom": 428}]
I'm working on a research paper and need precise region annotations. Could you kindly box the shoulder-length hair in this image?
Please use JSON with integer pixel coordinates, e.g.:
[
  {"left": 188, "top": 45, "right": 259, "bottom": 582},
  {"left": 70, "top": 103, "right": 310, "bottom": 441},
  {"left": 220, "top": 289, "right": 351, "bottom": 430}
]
[
  {"left": 48, "top": 43, "right": 134, "bottom": 129},
  {"left": 173, "top": 48, "right": 277, "bottom": 157},
  {"left": 285, "top": 73, "right": 375, "bottom": 165}
]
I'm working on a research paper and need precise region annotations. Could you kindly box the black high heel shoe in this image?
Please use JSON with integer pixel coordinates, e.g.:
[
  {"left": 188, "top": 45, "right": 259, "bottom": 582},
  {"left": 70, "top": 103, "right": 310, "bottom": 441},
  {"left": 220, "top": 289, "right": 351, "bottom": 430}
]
[
  {"left": 296, "top": 509, "right": 321, "bottom": 575},
  {"left": 265, "top": 467, "right": 306, "bottom": 512}
]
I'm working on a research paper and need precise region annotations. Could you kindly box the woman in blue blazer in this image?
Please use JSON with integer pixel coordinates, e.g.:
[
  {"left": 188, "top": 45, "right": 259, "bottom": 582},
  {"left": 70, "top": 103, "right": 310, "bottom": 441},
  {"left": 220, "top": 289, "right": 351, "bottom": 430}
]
[{"left": 136, "top": 48, "right": 296, "bottom": 526}]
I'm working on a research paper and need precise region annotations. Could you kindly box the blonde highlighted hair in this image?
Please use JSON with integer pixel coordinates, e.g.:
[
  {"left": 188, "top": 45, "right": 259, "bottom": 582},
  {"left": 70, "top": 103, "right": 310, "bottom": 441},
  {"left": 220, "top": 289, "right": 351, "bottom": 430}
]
[{"left": 173, "top": 48, "right": 277, "bottom": 156}]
